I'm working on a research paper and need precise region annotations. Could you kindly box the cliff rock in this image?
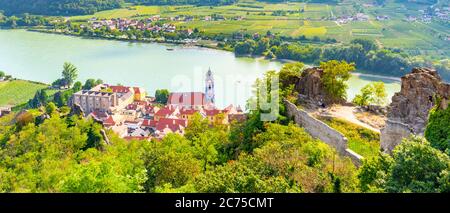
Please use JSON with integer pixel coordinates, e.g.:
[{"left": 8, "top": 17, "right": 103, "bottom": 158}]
[
  {"left": 296, "top": 67, "right": 345, "bottom": 106},
  {"left": 381, "top": 67, "right": 450, "bottom": 153}
]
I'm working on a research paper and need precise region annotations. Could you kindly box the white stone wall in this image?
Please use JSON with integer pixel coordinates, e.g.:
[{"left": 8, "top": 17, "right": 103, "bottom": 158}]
[{"left": 285, "top": 100, "right": 363, "bottom": 166}]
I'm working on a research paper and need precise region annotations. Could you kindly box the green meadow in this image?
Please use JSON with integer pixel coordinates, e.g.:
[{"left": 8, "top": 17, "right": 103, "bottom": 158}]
[
  {"left": 0, "top": 80, "right": 55, "bottom": 107},
  {"left": 68, "top": 0, "right": 449, "bottom": 56}
]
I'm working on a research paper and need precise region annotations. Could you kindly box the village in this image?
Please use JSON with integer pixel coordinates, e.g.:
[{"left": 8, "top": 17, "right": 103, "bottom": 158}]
[
  {"left": 70, "top": 68, "right": 246, "bottom": 141},
  {"left": 406, "top": 5, "right": 450, "bottom": 23},
  {"left": 84, "top": 14, "right": 245, "bottom": 34}
]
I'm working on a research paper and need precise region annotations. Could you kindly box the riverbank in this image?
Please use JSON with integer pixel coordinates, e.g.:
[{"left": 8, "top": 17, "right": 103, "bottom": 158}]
[{"left": 28, "top": 28, "right": 223, "bottom": 51}]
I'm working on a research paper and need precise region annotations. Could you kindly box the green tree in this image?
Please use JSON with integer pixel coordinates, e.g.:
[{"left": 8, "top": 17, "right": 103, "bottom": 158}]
[
  {"left": 425, "top": 105, "right": 450, "bottom": 154},
  {"left": 234, "top": 40, "right": 255, "bottom": 55},
  {"left": 45, "top": 102, "right": 57, "bottom": 115},
  {"left": 192, "top": 131, "right": 219, "bottom": 172},
  {"left": 28, "top": 89, "right": 48, "bottom": 108},
  {"left": 320, "top": 60, "right": 355, "bottom": 102},
  {"left": 278, "top": 62, "right": 304, "bottom": 90},
  {"left": 386, "top": 136, "right": 450, "bottom": 192},
  {"left": 72, "top": 81, "right": 82, "bottom": 92},
  {"left": 353, "top": 82, "right": 387, "bottom": 106},
  {"left": 155, "top": 89, "right": 170, "bottom": 104},
  {"left": 351, "top": 38, "right": 378, "bottom": 52},
  {"left": 62, "top": 62, "right": 78, "bottom": 87},
  {"left": 82, "top": 78, "right": 103, "bottom": 90},
  {"left": 142, "top": 134, "right": 201, "bottom": 192},
  {"left": 0, "top": 70, "right": 5, "bottom": 78},
  {"left": 358, "top": 153, "right": 393, "bottom": 192},
  {"left": 184, "top": 112, "right": 209, "bottom": 141}
]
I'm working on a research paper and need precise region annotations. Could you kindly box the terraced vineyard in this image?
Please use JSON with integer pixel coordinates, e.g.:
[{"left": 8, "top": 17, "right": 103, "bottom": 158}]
[{"left": 67, "top": 0, "right": 449, "bottom": 57}]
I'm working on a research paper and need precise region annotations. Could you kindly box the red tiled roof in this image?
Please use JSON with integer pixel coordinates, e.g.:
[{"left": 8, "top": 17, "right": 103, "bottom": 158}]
[
  {"left": 109, "top": 85, "right": 130, "bottom": 93},
  {"left": 156, "top": 118, "right": 187, "bottom": 132},
  {"left": 127, "top": 104, "right": 138, "bottom": 110},
  {"left": 142, "top": 119, "right": 157, "bottom": 128},
  {"left": 145, "top": 105, "right": 157, "bottom": 112},
  {"left": 133, "top": 87, "right": 141, "bottom": 94},
  {"left": 103, "top": 115, "right": 116, "bottom": 126},
  {"left": 204, "top": 109, "right": 223, "bottom": 116},
  {"left": 135, "top": 100, "right": 147, "bottom": 105},
  {"left": 90, "top": 110, "right": 108, "bottom": 119},
  {"left": 154, "top": 107, "right": 174, "bottom": 117},
  {"left": 159, "top": 118, "right": 187, "bottom": 127},
  {"left": 168, "top": 92, "right": 206, "bottom": 106},
  {"left": 179, "top": 108, "right": 198, "bottom": 115}
]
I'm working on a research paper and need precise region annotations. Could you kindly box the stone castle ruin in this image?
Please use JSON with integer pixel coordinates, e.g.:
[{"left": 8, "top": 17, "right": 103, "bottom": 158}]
[
  {"left": 381, "top": 67, "right": 450, "bottom": 153},
  {"left": 283, "top": 67, "right": 346, "bottom": 107}
]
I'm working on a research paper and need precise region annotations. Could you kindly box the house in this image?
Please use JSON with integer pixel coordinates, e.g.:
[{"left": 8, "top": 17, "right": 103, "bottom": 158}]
[
  {"left": 0, "top": 107, "right": 11, "bottom": 117},
  {"left": 204, "top": 108, "right": 228, "bottom": 124},
  {"left": 103, "top": 115, "right": 116, "bottom": 127},
  {"left": 144, "top": 105, "right": 160, "bottom": 119},
  {"left": 154, "top": 106, "right": 177, "bottom": 121},
  {"left": 142, "top": 119, "right": 157, "bottom": 130},
  {"left": 72, "top": 90, "right": 118, "bottom": 115},
  {"left": 179, "top": 108, "right": 203, "bottom": 120},
  {"left": 154, "top": 117, "right": 188, "bottom": 137},
  {"left": 130, "top": 128, "right": 150, "bottom": 137},
  {"left": 133, "top": 87, "right": 145, "bottom": 101},
  {"left": 167, "top": 92, "right": 207, "bottom": 110}
]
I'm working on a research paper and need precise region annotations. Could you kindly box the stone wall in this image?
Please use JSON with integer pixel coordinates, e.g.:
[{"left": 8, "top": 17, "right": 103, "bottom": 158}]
[
  {"left": 285, "top": 100, "right": 363, "bottom": 166},
  {"left": 380, "top": 120, "right": 413, "bottom": 153}
]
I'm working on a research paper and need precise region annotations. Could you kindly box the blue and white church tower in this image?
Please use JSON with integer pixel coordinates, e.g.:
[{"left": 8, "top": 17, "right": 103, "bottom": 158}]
[{"left": 205, "top": 68, "right": 215, "bottom": 106}]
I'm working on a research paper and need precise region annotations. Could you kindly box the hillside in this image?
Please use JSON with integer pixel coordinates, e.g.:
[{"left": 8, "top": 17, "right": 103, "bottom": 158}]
[
  {"left": 0, "top": 0, "right": 124, "bottom": 16},
  {"left": 0, "top": 80, "right": 49, "bottom": 106}
]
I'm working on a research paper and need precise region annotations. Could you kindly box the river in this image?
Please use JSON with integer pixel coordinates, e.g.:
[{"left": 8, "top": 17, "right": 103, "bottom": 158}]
[{"left": 0, "top": 29, "right": 400, "bottom": 107}]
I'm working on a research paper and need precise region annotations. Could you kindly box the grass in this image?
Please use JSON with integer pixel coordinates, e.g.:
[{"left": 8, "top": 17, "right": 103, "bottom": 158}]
[
  {"left": 66, "top": 0, "right": 449, "bottom": 56},
  {"left": 319, "top": 116, "right": 380, "bottom": 159},
  {"left": 0, "top": 80, "right": 55, "bottom": 107}
]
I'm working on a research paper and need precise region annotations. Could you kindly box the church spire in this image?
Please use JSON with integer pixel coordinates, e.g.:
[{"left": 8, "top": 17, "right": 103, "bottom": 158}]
[{"left": 205, "top": 68, "right": 215, "bottom": 106}]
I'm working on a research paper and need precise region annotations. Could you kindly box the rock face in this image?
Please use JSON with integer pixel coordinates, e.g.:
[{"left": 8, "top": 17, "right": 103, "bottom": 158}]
[
  {"left": 70, "top": 103, "right": 85, "bottom": 117},
  {"left": 296, "top": 67, "right": 345, "bottom": 106},
  {"left": 381, "top": 67, "right": 450, "bottom": 153}
]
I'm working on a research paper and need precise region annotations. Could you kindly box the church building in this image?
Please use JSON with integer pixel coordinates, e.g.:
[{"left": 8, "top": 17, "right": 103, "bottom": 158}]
[{"left": 167, "top": 68, "right": 216, "bottom": 109}]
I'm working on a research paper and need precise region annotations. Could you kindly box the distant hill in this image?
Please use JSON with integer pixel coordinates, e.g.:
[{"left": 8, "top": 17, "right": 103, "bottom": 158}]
[{"left": 0, "top": 0, "right": 124, "bottom": 16}]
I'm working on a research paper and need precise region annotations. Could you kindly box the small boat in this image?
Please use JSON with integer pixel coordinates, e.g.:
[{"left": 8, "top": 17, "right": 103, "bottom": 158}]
[{"left": 166, "top": 48, "right": 174, "bottom": 51}]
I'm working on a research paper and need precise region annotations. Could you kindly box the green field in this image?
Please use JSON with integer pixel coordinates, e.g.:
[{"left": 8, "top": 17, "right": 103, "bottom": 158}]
[
  {"left": 68, "top": 0, "right": 449, "bottom": 56},
  {"left": 0, "top": 80, "right": 50, "bottom": 106},
  {"left": 320, "top": 116, "right": 380, "bottom": 159}
]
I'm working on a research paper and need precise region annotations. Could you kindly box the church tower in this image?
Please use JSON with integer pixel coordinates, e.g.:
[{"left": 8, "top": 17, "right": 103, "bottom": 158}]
[{"left": 205, "top": 68, "right": 215, "bottom": 106}]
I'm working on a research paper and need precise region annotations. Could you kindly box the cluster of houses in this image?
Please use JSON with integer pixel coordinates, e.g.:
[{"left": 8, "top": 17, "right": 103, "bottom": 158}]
[
  {"left": 332, "top": 13, "right": 370, "bottom": 24},
  {"left": 70, "top": 69, "right": 246, "bottom": 141},
  {"left": 86, "top": 13, "right": 246, "bottom": 34},
  {"left": 88, "top": 17, "right": 177, "bottom": 33},
  {"left": 409, "top": 6, "right": 450, "bottom": 23}
]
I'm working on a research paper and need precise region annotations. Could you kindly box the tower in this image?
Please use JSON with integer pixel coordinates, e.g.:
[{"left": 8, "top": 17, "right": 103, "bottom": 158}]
[{"left": 205, "top": 68, "right": 215, "bottom": 106}]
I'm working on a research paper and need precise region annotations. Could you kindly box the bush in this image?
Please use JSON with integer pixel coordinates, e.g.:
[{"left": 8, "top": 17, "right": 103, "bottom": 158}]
[{"left": 425, "top": 105, "right": 450, "bottom": 154}]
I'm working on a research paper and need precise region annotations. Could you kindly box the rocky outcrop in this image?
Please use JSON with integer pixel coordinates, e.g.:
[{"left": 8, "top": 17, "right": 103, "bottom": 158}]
[
  {"left": 296, "top": 67, "right": 346, "bottom": 106},
  {"left": 70, "top": 103, "right": 85, "bottom": 117},
  {"left": 381, "top": 67, "right": 450, "bottom": 153}
]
